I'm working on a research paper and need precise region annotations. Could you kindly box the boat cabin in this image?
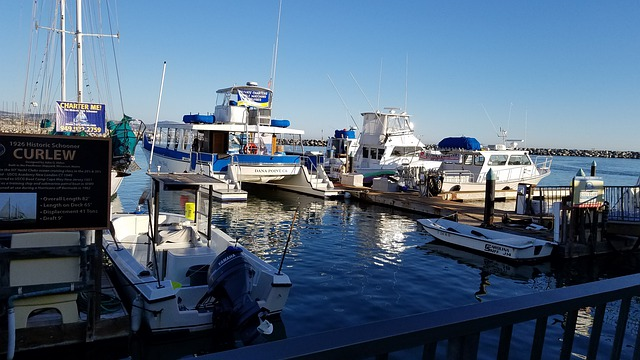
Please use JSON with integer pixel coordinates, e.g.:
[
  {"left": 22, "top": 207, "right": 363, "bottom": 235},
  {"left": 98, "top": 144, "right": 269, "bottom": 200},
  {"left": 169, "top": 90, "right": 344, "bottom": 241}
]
[{"left": 214, "top": 82, "right": 272, "bottom": 125}]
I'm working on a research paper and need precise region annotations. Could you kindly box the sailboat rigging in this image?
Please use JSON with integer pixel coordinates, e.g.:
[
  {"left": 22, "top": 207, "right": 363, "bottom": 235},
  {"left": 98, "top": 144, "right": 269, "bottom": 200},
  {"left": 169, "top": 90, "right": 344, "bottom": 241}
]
[{"left": 22, "top": 0, "right": 145, "bottom": 196}]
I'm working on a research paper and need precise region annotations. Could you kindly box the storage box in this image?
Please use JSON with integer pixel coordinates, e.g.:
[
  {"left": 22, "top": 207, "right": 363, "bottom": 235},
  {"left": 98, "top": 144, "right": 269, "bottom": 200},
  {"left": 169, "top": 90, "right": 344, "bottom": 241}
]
[
  {"left": 372, "top": 177, "right": 398, "bottom": 192},
  {"left": 341, "top": 173, "right": 363, "bottom": 187}
]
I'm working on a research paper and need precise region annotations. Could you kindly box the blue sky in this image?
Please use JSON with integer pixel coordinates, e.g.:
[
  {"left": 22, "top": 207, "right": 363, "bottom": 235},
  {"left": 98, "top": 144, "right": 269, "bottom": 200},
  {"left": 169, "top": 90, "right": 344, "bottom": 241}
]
[{"left": 1, "top": 1, "right": 639, "bottom": 151}]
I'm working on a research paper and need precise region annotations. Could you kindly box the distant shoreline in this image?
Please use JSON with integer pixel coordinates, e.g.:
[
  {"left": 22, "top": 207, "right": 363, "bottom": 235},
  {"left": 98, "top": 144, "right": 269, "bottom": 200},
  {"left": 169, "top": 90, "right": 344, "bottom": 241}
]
[{"left": 1, "top": 116, "right": 638, "bottom": 159}]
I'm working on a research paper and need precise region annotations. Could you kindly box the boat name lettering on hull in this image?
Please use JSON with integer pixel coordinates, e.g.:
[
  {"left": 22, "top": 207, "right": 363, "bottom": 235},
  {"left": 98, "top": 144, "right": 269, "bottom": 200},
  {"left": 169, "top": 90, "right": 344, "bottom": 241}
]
[
  {"left": 252, "top": 169, "right": 293, "bottom": 174},
  {"left": 484, "top": 244, "right": 512, "bottom": 257}
]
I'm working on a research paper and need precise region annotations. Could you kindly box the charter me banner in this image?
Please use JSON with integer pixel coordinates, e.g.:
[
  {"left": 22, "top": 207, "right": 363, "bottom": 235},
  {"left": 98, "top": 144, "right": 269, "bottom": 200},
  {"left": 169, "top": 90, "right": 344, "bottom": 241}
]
[
  {"left": 56, "top": 101, "right": 106, "bottom": 134},
  {"left": 237, "top": 89, "right": 270, "bottom": 108}
]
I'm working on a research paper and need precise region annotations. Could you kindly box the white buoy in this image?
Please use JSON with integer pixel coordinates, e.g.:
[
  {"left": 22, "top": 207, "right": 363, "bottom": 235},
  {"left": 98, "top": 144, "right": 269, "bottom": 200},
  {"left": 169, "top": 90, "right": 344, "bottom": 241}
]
[{"left": 131, "top": 295, "right": 143, "bottom": 333}]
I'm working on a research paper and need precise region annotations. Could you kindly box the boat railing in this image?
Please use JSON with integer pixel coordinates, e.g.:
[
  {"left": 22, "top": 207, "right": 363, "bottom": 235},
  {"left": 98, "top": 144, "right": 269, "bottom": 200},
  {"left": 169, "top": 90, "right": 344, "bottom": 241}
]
[
  {"left": 301, "top": 154, "right": 332, "bottom": 188},
  {"left": 198, "top": 272, "right": 640, "bottom": 359},
  {"left": 604, "top": 185, "right": 640, "bottom": 221},
  {"left": 441, "top": 170, "right": 475, "bottom": 183},
  {"left": 518, "top": 185, "right": 640, "bottom": 222},
  {"left": 533, "top": 155, "right": 553, "bottom": 174}
]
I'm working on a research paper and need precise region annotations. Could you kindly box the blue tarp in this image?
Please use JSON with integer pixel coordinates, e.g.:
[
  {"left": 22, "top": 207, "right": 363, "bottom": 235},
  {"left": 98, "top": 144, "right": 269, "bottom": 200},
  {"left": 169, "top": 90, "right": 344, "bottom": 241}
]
[{"left": 437, "top": 137, "right": 481, "bottom": 150}]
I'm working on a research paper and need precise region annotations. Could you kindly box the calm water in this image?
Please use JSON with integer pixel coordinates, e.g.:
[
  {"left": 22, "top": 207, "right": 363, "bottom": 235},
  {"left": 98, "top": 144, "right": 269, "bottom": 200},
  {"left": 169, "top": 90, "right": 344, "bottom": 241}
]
[{"left": 24, "top": 150, "right": 640, "bottom": 359}]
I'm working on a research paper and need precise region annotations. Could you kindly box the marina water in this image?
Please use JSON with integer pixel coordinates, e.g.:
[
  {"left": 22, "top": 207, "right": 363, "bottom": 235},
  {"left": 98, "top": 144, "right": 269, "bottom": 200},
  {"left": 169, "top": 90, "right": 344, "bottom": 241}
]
[{"left": 36, "top": 149, "right": 640, "bottom": 359}]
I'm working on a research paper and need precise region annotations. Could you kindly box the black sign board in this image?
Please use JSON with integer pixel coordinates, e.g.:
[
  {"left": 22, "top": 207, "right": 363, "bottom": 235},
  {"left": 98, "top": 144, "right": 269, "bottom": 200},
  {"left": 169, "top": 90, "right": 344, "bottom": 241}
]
[{"left": 0, "top": 133, "right": 111, "bottom": 232}]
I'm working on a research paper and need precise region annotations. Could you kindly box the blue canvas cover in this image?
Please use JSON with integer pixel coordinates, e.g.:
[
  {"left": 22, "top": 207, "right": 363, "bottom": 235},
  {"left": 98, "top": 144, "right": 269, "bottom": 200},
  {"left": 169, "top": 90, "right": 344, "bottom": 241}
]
[
  {"left": 183, "top": 114, "right": 214, "bottom": 124},
  {"left": 438, "top": 136, "right": 481, "bottom": 150},
  {"left": 334, "top": 129, "right": 356, "bottom": 139},
  {"left": 270, "top": 119, "right": 290, "bottom": 128}
]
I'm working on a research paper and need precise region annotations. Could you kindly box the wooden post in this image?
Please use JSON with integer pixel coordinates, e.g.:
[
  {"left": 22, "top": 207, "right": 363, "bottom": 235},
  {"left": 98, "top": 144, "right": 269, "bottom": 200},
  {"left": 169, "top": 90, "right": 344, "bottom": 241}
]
[
  {"left": 483, "top": 169, "right": 495, "bottom": 227},
  {"left": 590, "top": 161, "right": 597, "bottom": 176}
]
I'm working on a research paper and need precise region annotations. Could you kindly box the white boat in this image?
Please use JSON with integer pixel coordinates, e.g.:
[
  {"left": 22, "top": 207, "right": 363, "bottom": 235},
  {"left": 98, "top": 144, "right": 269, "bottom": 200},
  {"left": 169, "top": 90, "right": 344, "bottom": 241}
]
[
  {"left": 18, "top": 0, "right": 144, "bottom": 198},
  {"left": 411, "top": 133, "right": 552, "bottom": 194},
  {"left": 144, "top": 82, "right": 339, "bottom": 198},
  {"left": 417, "top": 218, "right": 556, "bottom": 261},
  {"left": 348, "top": 108, "right": 441, "bottom": 185},
  {"left": 103, "top": 172, "right": 291, "bottom": 342}
]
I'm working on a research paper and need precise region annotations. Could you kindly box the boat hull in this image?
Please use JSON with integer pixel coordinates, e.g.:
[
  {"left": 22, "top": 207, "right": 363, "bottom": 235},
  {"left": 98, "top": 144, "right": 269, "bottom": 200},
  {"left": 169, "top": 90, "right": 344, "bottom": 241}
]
[
  {"left": 417, "top": 218, "right": 555, "bottom": 261},
  {"left": 103, "top": 212, "right": 291, "bottom": 333},
  {"left": 143, "top": 136, "right": 302, "bottom": 183}
]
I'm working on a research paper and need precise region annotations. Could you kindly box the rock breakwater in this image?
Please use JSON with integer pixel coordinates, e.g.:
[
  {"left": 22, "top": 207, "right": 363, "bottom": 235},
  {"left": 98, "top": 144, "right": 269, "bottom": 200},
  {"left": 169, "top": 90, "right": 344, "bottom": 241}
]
[{"left": 283, "top": 139, "right": 640, "bottom": 159}]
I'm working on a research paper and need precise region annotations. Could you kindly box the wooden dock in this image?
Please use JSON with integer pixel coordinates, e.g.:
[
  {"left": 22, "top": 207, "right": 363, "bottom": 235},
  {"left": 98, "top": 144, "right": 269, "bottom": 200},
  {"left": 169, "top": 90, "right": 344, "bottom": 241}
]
[{"left": 339, "top": 185, "right": 639, "bottom": 258}]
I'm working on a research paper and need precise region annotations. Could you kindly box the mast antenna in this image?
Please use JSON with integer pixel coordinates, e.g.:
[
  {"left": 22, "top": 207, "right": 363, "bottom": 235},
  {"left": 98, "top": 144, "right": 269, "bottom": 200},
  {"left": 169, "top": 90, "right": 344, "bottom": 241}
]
[
  {"left": 268, "top": 0, "right": 283, "bottom": 94},
  {"left": 148, "top": 61, "right": 167, "bottom": 172},
  {"left": 404, "top": 53, "right": 409, "bottom": 113},
  {"left": 327, "top": 74, "right": 359, "bottom": 129},
  {"left": 377, "top": 58, "right": 382, "bottom": 111}
]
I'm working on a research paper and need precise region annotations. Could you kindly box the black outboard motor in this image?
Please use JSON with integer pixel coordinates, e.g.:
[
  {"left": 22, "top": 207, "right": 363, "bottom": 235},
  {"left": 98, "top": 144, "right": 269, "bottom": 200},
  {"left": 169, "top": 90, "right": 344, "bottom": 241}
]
[{"left": 206, "top": 246, "right": 263, "bottom": 346}]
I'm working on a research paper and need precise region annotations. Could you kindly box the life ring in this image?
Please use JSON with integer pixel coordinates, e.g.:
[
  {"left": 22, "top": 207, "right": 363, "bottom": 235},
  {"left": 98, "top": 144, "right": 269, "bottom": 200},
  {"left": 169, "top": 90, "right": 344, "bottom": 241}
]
[{"left": 243, "top": 143, "right": 258, "bottom": 154}]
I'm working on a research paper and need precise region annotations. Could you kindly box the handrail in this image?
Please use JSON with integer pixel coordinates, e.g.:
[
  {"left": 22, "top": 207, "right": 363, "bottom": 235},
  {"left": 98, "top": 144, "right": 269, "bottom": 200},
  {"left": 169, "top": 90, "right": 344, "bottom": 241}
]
[{"left": 194, "top": 273, "right": 640, "bottom": 359}]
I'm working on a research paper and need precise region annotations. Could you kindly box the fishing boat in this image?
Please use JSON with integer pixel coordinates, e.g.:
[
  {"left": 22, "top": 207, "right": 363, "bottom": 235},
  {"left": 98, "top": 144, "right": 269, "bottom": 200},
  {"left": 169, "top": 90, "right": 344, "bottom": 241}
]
[
  {"left": 103, "top": 172, "right": 292, "bottom": 342},
  {"left": 347, "top": 108, "right": 441, "bottom": 185},
  {"left": 17, "top": 0, "right": 144, "bottom": 198},
  {"left": 405, "top": 132, "right": 553, "bottom": 195},
  {"left": 417, "top": 218, "right": 556, "bottom": 261},
  {"left": 143, "top": 82, "right": 338, "bottom": 198}
]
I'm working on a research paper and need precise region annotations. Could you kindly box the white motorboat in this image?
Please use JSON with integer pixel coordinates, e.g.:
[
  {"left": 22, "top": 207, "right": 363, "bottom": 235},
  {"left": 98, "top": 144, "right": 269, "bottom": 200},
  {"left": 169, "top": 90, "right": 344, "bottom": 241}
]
[
  {"left": 103, "top": 172, "right": 292, "bottom": 343},
  {"left": 417, "top": 218, "right": 556, "bottom": 261},
  {"left": 144, "top": 82, "right": 337, "bottom": 198},
  {"left": 348, "top": 108, "right": 441, "bottom": 185},
  {"left": 412, "top": 134, "right": 552, "bottom": 194}
]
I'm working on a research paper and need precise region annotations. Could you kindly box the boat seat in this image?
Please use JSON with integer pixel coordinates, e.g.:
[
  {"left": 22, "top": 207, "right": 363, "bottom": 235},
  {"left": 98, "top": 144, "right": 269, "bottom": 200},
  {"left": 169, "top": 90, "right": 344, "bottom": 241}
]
[{"left": 157, "top": 224, "right": 200, "bottom": 248}]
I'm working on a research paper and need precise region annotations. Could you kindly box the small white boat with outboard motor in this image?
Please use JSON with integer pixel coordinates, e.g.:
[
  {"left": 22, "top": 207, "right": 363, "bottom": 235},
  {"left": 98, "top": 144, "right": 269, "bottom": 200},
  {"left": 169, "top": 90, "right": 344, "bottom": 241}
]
[
  {"left": 417, "top": 217, "right": 556, "bottom": 261},
  {"left": 103, "top": 172, "right": 292, "bottom": 344}
]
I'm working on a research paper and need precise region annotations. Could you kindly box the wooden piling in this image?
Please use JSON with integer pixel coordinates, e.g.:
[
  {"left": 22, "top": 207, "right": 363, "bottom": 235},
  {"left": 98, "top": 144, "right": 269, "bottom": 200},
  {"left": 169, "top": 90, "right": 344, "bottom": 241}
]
[{"left": 482, "top": 169, "right": 495, "bottom": 227}]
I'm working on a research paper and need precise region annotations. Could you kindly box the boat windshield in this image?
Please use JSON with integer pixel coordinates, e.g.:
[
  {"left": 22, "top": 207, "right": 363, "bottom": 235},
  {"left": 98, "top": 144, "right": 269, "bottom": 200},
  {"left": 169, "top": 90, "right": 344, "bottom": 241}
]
[
  {"left": 386, "top": 115, "right": 411, "bottom": 133},
  {"left": 507, "top": 154, "right": 532, "bottom": 166},
  {"left": 488, "top": 155, "right": 508, "bottom": 166}
]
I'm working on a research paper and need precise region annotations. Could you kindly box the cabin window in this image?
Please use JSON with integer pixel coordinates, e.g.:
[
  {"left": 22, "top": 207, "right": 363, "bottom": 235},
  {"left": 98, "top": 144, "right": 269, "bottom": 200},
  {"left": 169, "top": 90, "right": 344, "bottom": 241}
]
[
  {"left": 463, "top": 155, "right": 474, "bottom": 165},
  {"left": 474, "top": 155, "right": 485, "bottom": 166},
  {"left": 488, "top": 155, "right": 508, "bottom": 166},
  {"left": 507, "top": 155, "right": 531, "bottom": 166},
  {"left": 166, "top": 128, "right": 178, "bottom": 150},
  {"left": 182, "top": 130, "right": 191, "bottom": 151},
  {"left": 377, "top": 148, "right": 384, "bottom": 160},
  {"left": 370, "top": 148, "right": 378, "bottom": 160},
  {"left": 174, "top": 129, "right": 183, "bottom": 150},
  {"left": 362, "top": 147, "right": 369, "bottom": 159}
]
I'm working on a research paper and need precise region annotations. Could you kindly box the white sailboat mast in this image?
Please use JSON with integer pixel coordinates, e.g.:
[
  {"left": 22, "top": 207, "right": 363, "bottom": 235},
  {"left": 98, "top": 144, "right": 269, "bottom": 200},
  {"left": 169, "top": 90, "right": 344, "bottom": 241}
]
[
  {"left": 76, "top": 0, "right": 83, "bottom": 102},
  {"left": 61, "top": 0, "right": 66, "bottom": 101}
]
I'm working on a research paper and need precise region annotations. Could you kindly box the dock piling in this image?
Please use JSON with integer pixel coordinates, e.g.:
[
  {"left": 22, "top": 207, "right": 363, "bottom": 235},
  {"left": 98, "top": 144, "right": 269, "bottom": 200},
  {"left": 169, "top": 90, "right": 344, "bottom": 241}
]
[{"left": 482, "top": 169, "right": 495, "bottom": 227}]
